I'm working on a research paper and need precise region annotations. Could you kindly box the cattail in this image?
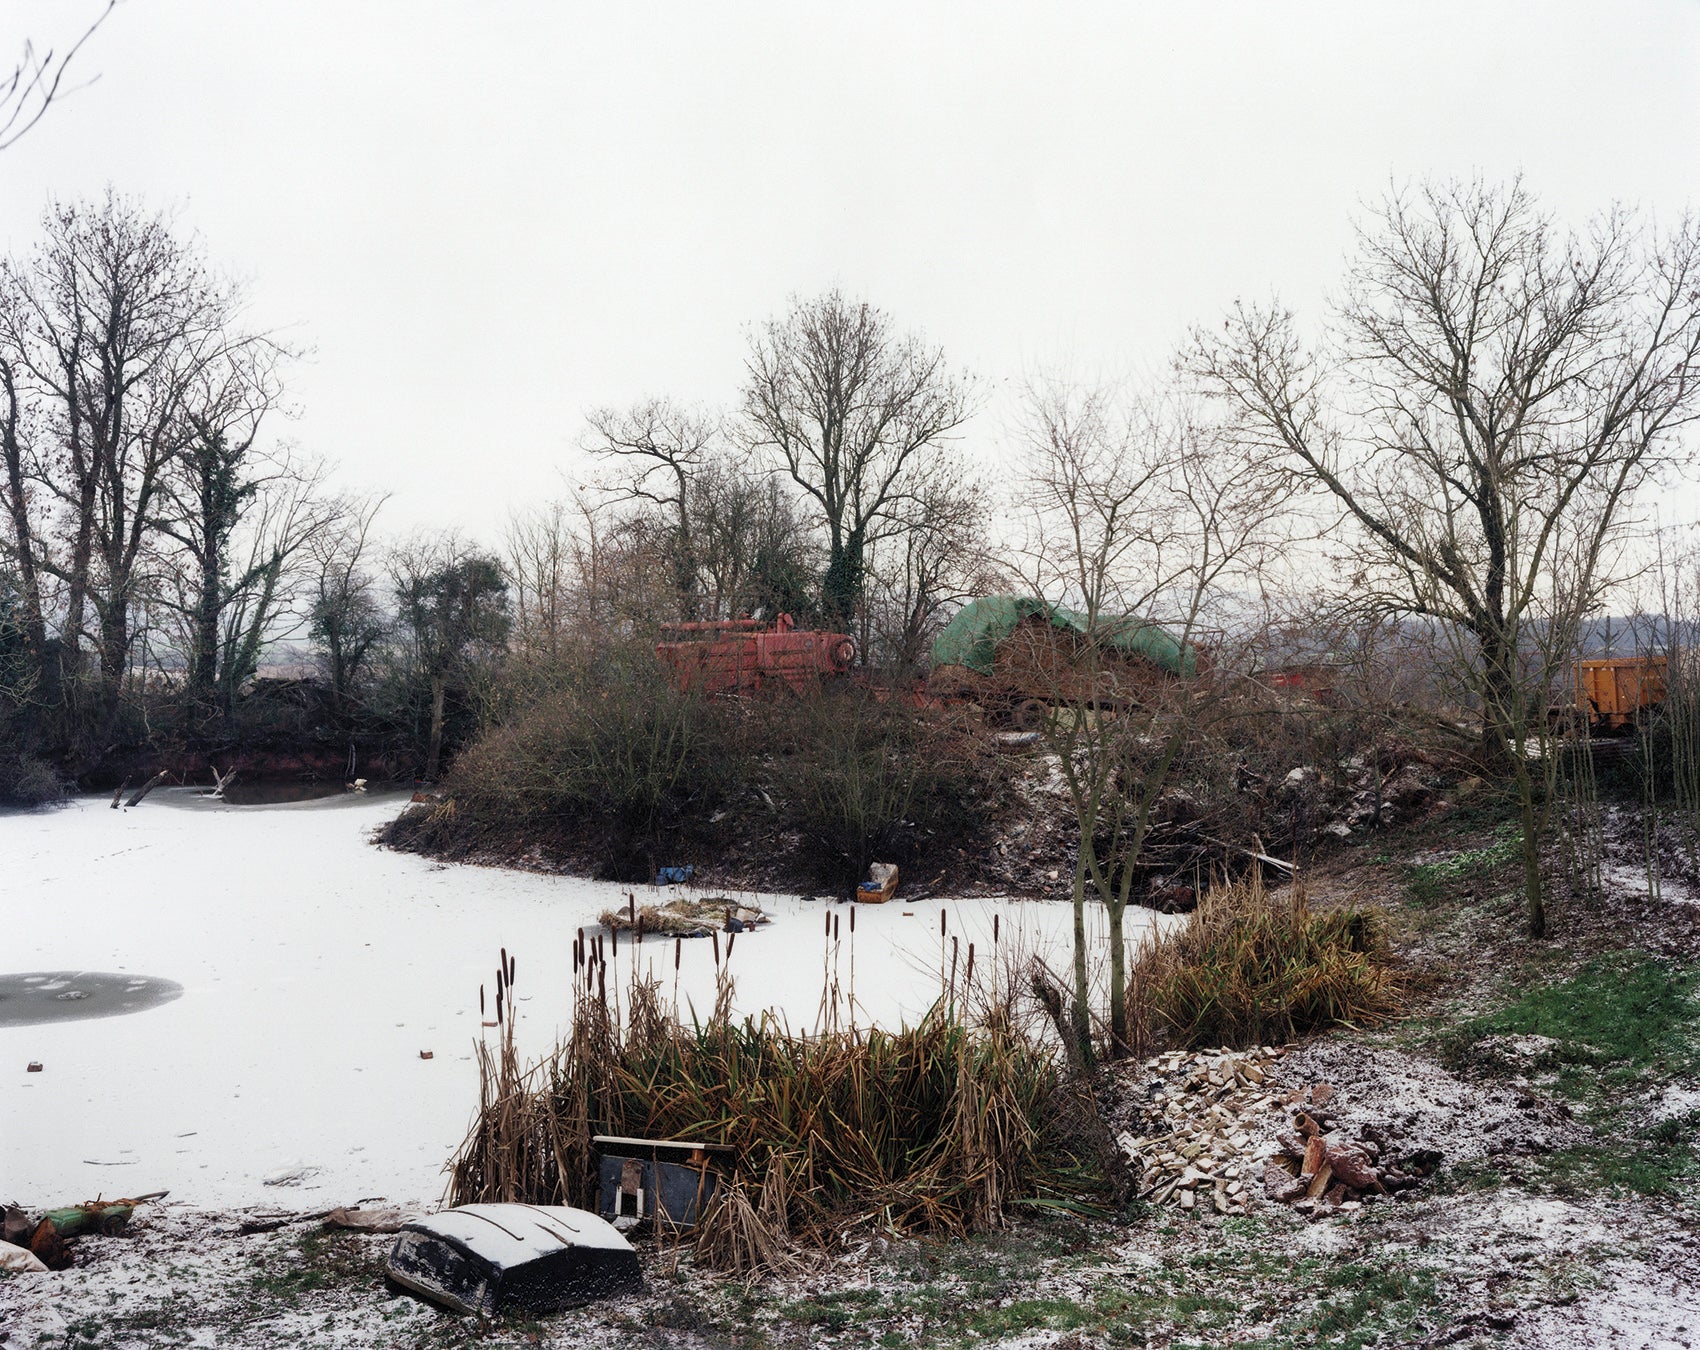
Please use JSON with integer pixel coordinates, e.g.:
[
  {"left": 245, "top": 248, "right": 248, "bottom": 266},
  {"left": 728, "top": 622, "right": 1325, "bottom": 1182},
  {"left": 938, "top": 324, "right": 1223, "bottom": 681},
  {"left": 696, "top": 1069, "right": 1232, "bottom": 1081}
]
[
  {"left": 500, "top": 946, "right": 508, "bottom": 979},
  {"left": 636, "top": 914, "right": 645, "bottom": 943},
  {"left": 940, "top": 910, "right": 947, "bottom": 937},
  {"left": 712, "top": 930, "right": 721, "bottom": 967},
  {"left": 508, "top": 954, "right": 516, "bottom": 985},
  {"left": 849, "top": 907, "right": 856, "bottom": 934},
  {"left": 675, "top": 937, "right": 682, "bottom": 971},
  {"left": 610, "top": 927, "right": 618, "bottom": 958},
  {"left": 966, "top": 942, "right": 975, "bottom": 985},
  {"left": 993, "top": 913, "right": 1000, "bottom": 945},
  {"left": 479, "top": 984, "right": 485, "bottom": 1016},
  {"left": 727, "top": 930, "right": 737, "bottom": 959},
  {"left": 825, "top": 913, "right": 831, "bottom": 938},
  {"left": 833, "top": 914, "right": 839, "bottom": 942}
]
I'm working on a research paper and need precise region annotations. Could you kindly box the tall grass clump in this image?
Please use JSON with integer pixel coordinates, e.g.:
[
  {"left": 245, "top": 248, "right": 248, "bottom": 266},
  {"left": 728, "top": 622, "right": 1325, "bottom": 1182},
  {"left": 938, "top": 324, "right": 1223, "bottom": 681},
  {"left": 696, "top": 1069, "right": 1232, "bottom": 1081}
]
[
  {"left": 1127, "top": 878, "right": 1396, "bottom": 1051},
  {"left": 449, "top": 940, "right": 1103, "bottom": 1276}
]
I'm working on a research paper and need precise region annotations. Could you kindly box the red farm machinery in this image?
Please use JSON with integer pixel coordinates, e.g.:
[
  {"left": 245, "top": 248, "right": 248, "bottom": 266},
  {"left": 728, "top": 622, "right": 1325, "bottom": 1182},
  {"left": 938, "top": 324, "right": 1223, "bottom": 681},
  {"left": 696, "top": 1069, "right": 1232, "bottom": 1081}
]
[{"left": 654, "top": 614, "right": 856, "bottom": 695}]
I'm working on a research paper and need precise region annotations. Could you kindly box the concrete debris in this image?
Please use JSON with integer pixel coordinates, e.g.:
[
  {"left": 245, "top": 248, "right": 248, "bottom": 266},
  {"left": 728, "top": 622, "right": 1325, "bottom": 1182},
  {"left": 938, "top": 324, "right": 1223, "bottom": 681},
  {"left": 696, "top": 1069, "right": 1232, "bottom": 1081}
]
[
  {"left": 600, "top": 896, "right": 768, "bottom": 938},
  {"left": 1115, "top": 1045, "right": 1287, "bottom": 1215},
  {"left": 1117, "top": 1051, "right": 1444, "bottom": 1221},
  {"left": 323, "top": 1206, "right": 410, "bottom": 1234}
]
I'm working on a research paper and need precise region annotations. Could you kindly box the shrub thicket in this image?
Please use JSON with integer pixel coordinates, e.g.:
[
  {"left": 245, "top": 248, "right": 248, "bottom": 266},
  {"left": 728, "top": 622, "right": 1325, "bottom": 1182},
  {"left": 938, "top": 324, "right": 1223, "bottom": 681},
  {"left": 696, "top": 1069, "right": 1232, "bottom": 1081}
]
[{"left": 408, "top": 640, "right": 1006, "bottom": 884}]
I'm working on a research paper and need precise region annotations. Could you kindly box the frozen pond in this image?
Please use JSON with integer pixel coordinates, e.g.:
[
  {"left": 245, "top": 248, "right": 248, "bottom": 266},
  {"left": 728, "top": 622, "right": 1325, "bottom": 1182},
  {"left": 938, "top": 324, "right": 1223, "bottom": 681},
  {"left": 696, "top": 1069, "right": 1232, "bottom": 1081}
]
[{"left": 2, "top": 791, "right": 1175, "bottom": 1209}]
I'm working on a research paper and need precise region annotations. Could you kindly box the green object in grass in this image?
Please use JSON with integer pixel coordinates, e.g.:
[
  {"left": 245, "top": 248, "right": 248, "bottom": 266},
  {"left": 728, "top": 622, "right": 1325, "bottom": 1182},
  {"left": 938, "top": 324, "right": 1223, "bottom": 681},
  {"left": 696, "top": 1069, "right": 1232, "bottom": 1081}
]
[{"left": 43, "top": 1202, "right": 133, "bottom": 1238}]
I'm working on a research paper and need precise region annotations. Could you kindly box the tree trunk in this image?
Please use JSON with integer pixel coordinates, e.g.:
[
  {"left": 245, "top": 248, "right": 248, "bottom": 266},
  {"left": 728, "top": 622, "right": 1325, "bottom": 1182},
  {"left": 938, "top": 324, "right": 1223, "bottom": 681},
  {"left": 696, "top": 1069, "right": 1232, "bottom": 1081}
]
[
  {"left": 1510, "top": 737, "right": 1547, "bottom": 939},
  {"left": 97, "top": 602, "right": 129, "bottom": 719},
  {"left": 1106, "top": 896, "right": 1128, "bottom": 1056},
  {"left": 191, "top": 547, "right": 220, "bottom": 703},
  {"left": 1069, "top": 858, "right": 1095, "bottom": 1070},
  {"left": 426, "top": 676, "right": 446, "bottom": 782}
]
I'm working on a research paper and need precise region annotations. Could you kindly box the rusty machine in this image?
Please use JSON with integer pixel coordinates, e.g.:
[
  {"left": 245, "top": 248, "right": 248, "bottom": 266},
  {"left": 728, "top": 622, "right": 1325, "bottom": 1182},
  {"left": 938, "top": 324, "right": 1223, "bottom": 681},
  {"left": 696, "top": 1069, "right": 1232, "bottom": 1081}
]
[{"left": 655, "top": 614, "right": 856, "bottom": 695}]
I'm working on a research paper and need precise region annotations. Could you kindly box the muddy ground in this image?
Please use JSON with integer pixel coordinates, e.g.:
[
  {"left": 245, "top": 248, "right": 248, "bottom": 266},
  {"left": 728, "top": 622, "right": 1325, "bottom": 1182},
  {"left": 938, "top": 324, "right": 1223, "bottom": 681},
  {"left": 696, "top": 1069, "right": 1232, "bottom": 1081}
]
[{"left": 5, "top": 791, "right": 1699, "bottom": 1349}]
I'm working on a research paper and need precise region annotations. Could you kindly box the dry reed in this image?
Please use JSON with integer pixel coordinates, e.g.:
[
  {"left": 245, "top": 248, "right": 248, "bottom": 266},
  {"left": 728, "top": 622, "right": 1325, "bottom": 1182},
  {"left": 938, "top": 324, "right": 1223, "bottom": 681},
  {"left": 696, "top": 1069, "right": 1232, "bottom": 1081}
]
[
  {"left": 1125, "top": 876, "right": 1396, "bottom": 1052},
  {"left": 447, "top": 931, "right": 1097, "bottom": 1275}
]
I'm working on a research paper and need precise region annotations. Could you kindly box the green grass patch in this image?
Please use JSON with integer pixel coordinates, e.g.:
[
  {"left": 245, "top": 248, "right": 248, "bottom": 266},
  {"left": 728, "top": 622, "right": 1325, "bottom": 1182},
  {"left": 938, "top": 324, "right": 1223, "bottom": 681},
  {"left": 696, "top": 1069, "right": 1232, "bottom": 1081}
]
[
  {"left": 798, "top": 1218, "right": 1453, "bottom": 1350},
  {"left": 1440, "top": 952, "right": 1699, "bottom": 1099},
  {"left": 1404, "top": 823, "right": 1521, "bottom": 906}
]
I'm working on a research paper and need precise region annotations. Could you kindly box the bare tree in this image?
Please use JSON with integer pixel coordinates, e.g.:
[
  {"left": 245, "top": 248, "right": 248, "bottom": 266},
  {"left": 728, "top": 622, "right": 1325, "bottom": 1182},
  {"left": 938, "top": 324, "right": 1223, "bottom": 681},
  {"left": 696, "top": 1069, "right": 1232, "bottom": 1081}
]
[
  {"left": 0, "top": 2, "right": 116, "bottom": 152},
  {"left": 864, "top": 471, "right": 1002, "bottom": 672},
  {"left": 1021, "top": 377, "right": 1290, "bottom": 1060},
  {"left": 0, "top": 194, "right": 278, "bottom": 720},
  {"left": 307, "top": 493, "right": 388, "bottom": 721},
  {"left": 1190, "top": 178, "right": 1700, "bottom": 938},
  {"left": 583, "top": 399, "right": 718, "bottom": 621},
  {"left": 743, "top": 291, "right": 973, "bottom": 629},
  {"left": 504, "top": 496, "right": 579, "bottom": 659},
  {"left": 149, "top": 339, "right": 334, "bottom": 709}
]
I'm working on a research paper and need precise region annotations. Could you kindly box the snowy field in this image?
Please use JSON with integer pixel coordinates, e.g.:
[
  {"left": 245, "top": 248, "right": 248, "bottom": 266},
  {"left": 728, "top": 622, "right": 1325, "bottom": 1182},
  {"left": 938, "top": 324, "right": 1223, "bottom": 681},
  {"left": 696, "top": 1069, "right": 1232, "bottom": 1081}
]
[{"left": 2, "top": 791, "right": 1171, "bottom": 1211}]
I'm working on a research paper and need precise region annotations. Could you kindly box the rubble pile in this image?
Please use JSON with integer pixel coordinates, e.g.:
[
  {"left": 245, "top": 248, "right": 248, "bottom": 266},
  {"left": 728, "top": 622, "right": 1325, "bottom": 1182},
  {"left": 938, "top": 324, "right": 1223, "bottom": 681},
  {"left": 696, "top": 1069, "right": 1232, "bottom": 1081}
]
[
  {"left": 1116, "top": 1050, "right": 1446, "bottom": 1220},
  {"left": 1262, "top": 1082, "right": 1441, "bottom": 1219},
  {"left": 1116, "top": 1046, "right": 1286, "bottom": 1214}
]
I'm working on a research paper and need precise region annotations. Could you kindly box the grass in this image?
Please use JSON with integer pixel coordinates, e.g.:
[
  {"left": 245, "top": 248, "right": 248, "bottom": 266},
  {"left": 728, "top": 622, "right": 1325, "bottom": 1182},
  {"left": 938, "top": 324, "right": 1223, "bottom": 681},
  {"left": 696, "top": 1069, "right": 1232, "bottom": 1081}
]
[
  {"left": 750, "top": 1215, "right": 1455, "bottom": 1349},
  {"left": 1440, "top": 951, "right": 1699, "bottom": 1097},
  {"left": 1127, "top": 878, "right": 1397, "bottom": 1051},
  {"left": 1403, "top": 822, "right": 1522, "bottom": 906},
  {"left": 1436, "top": 951, "right": 1700, "bottom": 1197}
]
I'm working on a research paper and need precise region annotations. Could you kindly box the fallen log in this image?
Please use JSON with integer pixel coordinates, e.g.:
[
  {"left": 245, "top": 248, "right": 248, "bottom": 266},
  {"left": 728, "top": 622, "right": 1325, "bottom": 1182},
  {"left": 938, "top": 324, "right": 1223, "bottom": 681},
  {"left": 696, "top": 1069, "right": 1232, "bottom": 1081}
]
[{"left": 124, "top": 770, "right": 171, "bottom": 808}]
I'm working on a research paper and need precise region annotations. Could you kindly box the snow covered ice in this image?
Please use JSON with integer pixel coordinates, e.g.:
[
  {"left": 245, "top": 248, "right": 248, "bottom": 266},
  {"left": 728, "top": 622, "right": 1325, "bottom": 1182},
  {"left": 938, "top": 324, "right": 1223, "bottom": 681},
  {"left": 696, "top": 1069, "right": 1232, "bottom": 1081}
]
[{"left": 2, "top": 789, "right": 1171, "bottom": 1209}]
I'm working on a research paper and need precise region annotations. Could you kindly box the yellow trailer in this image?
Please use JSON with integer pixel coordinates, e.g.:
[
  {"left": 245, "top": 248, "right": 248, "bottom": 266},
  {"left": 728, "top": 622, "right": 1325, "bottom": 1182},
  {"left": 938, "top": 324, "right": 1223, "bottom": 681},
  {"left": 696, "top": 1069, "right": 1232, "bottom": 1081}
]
[{"left": 1573, "top": 656, "right": 1667, "bottom": 733}]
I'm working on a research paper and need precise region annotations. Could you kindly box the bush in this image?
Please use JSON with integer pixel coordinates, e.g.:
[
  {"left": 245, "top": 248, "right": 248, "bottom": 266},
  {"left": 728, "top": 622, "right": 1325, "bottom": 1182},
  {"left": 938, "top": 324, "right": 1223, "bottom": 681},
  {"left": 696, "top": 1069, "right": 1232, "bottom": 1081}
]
[
  {"left": 1127, "top": 879, "right": 1396, "bottom": 1050},
  {"left": 0, "top": 750, "right": 64, "bottom": 807},
  {"left": 399, "top": 645, "right": 1008, "bottom": 887},
  {"left": 441, "top": 645, "right": 741, "bottom": 880},
  {"left": 764, "top": 694, "right": 1001, "bottom": 881}
]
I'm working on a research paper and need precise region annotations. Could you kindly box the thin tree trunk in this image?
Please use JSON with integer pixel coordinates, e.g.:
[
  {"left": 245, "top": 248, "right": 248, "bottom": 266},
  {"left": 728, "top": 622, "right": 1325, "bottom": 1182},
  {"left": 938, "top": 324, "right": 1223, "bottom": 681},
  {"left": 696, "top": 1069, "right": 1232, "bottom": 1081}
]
[
  {"left": 426, "top": 676, "right": 446, "bottom": 782},
  {"left": 1106, "top": 896, "right": 1127, "bottom": 1056},
  {"left": 1511, "top": 746, "right": 1547, "bottom": 939},
  {"left": 1070, "top": 856, "right": 1095, "bottom": 1070}
]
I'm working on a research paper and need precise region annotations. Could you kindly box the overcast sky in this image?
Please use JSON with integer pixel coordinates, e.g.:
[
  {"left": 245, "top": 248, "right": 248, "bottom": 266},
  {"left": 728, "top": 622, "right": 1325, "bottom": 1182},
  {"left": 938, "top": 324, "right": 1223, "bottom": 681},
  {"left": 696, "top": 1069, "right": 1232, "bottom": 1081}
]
[{"left": 2, "top": 1, "right": 1698, "bottom": 541}]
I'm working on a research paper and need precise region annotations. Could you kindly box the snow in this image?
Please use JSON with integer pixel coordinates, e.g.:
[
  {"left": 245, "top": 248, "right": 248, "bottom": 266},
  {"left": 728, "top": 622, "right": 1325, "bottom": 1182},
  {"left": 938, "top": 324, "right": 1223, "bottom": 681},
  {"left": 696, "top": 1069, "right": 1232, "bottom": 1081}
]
[
  {"left": 1, "top": 791, "right": 1172, "bottom": 1211},
  {"left": 412, "top": 1204, "right": 632, "bottom": 1261}
]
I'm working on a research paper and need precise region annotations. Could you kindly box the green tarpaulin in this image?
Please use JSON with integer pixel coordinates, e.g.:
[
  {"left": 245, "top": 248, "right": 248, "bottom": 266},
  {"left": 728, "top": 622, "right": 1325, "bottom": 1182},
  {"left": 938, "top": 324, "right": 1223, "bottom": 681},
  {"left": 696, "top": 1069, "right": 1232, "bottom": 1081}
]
[{"left": 929, "top": 595, "right": 1197, "bottom": 678}]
